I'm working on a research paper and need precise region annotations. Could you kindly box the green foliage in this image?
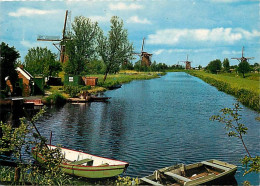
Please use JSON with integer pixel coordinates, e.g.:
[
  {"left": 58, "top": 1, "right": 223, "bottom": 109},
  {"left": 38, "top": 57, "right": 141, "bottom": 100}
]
[
  {"left": 24, "top": 47, "right": 60, "bottom": 77},
  {"left": 223, "top": 58, "right": 230, "bottom": 72},
  {"left": 97, "top": 16, "right": 133, "bottom": 81},
  {"left": 85, "top": 59, "right": 106, "bottom": 74},
  {"left": 0, "top": 107, "right": 72, "bottom": 185},
  {"left": 134, "top": 60, "right": 169, "bottom": 72},
  {"left": 42, "top": 91, "right": 67, "bottom": 105},
  {"left": 64, "top": 16, "right": 101, "bottom": 75},
  {"left": 210, "top": 103, "right": 260, "bottom": 176},
  {"left": 238, "top": 60, "right": 251, "bottom": 78},
  {"left": 0, "top": 42, "right": 20, "bottom": 91},
  {"left": 206, "top": 59, "right": 222, "bottom": 74},
  {"left": 64, "top": 85, "right": 91, "bottom": 97},
  {"left": 116, "top": 176, "right": 140, "bottom": 185}
]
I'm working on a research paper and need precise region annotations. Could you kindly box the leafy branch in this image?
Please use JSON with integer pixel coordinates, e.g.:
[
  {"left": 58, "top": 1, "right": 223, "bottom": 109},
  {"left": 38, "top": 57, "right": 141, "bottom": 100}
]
[{"left": 210, "top": 103, "right": 259, "bottom": 176}]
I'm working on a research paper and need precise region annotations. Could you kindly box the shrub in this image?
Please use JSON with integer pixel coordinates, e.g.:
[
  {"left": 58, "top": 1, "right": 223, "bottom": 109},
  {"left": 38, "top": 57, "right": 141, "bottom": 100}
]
[
  {"left": 43, "top": 91, "right": 66, "bottom": 105},
  {"left": 64, "top": 85, "right": 91, "bottom": 98}
]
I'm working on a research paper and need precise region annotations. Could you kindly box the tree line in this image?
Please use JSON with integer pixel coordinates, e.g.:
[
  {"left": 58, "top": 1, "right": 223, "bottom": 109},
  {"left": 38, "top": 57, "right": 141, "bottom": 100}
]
[{"left": 205, "top": 58, "right": 259, "bottom": 78}]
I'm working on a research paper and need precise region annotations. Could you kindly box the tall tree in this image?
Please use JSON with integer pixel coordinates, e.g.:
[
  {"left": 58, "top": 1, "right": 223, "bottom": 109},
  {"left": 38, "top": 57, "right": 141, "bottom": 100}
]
[
  {"left": 97, "top": 16, "right": 133, "bottom": 81},
  {"left": 64, "top": 16, "right": 100, "bottom": 75},
  {"left": 222, "top": 58, "right": 230, "bottom": 72},
  {"left": 207, "top": 59, "right": 222, "bottom": 74},
  {"left": 24, "top": 47, "right": 60, "bottom": 77},
  {"left": 0, "top": 42, "right": 20, "bottom": 90},
  {"left": 238, "top": 60, "right": 251, "bottom": 78}
]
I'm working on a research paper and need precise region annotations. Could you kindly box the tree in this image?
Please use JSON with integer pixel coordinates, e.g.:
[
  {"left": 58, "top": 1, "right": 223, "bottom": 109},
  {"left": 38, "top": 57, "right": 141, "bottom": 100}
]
[
  {"left": 207, "top": 59, "right": 222, "bottom": 74},
  {"left": 222, "top": 58, "right": 230, "bottom": 72},
  {"left": 97, "top": 16, "right": 133, "bottom": 82},
  {"left": 198, "top": 65, "right": 202, "bottom": 70},
  {"left": 0, "top": 42, "right": 20, "bottom": 92},
  {"left": 238, "top": 60, "right": 251, "bottom": 78},
  {"left": 24, "top": 47, "right": 60, "bottom": 77},
  {"left": 210, "top": 103, "right": 259, "bottom": 177},
  {"left": 64, "top": 16, "right": 101, "bottom": 75}
]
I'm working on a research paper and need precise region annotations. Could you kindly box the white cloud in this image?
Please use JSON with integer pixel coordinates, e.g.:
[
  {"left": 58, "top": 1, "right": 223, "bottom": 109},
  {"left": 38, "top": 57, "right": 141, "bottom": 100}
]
[
  {"left": 210, "top": 0, "right": 255, "bottom": 3},
  {"left": 153, "top": 48, "right": 213, "bottom": 55},
  {"left": 20, "top": 40, "right": 39, "bottom": 49},
  {"left": 109, "top": 3, "right": 143, "bottom": 10},
  {"left": 88, "top": 15, "right": 110, "bottom": 23},
  {"left": 153, "top": 49, "right": 165, "bottom": 55},
  {"left": 127, "top": 16, "right": 151, "bottom": 24},
  {"left": 222, "top": 50, "right": 241, "bottom": 55},
  {"left": 147, "top": 28, "right": 260, "bottom": 45},
  {"left": 9, "top": 8, "right": 58, "bottom": 17}
]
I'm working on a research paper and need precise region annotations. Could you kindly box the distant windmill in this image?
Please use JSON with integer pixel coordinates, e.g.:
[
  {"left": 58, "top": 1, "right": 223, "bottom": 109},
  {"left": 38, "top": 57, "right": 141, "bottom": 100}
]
[
  {"left": 37, "top": 10, "right": 71, "bottom": 63},
  {"left": 231, "top": 46, "right": 254, "bottom": 63},
  {"left": 133, "top": 37, "right": 153, "bottom": 66},
  {"left": 179, "top": 54, "right": 192, "bottom": 70}
]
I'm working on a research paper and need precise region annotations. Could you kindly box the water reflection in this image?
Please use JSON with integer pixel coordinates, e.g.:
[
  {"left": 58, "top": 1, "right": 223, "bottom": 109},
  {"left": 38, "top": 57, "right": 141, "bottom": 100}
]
[{"left": 10, "top": 72, "right": 259, "bottom": 185}]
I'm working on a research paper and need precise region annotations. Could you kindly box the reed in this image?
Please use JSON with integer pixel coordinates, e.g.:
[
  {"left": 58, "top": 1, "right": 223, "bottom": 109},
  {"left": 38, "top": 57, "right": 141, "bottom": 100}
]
[{"left": 187, "top": 70, "right": 260, "bottom": 112}]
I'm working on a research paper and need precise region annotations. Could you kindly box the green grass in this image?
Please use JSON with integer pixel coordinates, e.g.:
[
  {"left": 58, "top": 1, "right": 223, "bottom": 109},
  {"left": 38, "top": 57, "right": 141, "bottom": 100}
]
[
  {"left": 87, "top": 71, "right": 163, "bottom": 89},
  {"left": 192, "top": 71, "right": 260, "bottom": 94},
  {"left": 187, "top": 70, "right": 260, "bottom": 112}
]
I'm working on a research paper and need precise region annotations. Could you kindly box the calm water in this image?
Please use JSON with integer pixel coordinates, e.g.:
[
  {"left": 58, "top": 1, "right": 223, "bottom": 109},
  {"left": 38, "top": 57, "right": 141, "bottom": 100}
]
[{"left": 36, "top": 72, "right": 259, "bottom": 184}]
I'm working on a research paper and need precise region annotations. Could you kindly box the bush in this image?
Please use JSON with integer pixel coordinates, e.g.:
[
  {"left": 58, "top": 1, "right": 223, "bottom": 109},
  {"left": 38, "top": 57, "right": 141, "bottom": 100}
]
[
  {"left": 43, "top": 91, "right": 67, "bottom": 105},
  {"left": 64, "top": 85, "right": 91, "bottom": 97},
  {"left": 206, "top": 59, "right": 222, "bottom": 74}
]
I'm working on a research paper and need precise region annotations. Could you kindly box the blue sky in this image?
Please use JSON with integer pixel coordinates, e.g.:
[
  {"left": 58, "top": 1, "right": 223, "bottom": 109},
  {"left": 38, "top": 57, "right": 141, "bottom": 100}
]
[{"left": 0, "top": 0, "right": 259, "bottom": 67}]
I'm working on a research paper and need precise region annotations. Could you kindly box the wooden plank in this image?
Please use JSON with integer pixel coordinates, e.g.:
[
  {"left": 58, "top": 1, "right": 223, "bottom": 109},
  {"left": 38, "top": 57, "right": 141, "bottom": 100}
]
[
  {"left": 70, "top": 159, "right": 93, "bottom": 165},
  {"left": 140, "top": 177, "right": 164, "bottom": 186},
  {"left": 201, "top": 161, "right": 230, "bottom": 171},
  {"left": 164, "top": 172, "right": 191, "bottom": 182}
]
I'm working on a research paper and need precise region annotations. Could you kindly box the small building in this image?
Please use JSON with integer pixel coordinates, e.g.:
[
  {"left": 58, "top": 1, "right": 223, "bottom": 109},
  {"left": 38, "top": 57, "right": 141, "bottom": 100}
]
[
  {"left": 82, "top": 77, "right": 98, "bottom": 86},
  {"left": 16, "top": 67, "right": 34, "bottom": 97},
  {"left": 64, "top": 75, "right": 84, "bottom": 86},
  {"left": 15, "top": 67, "right": 44, "bottom": 96}
]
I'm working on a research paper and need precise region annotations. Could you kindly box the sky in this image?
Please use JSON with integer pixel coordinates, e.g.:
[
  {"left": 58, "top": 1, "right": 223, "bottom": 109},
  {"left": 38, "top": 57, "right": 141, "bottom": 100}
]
[{"left": 0, "top": 0, "right": 259, "bottom": 67}]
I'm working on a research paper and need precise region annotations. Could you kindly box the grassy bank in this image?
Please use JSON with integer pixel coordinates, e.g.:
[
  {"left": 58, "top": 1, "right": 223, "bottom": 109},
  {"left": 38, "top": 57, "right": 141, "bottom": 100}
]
[
  {"left": 87, "top": 70, "right": 164, "bottom": 90},
  {"left": 187, "top": 70, "right": 260, "bottom": 112},
  {"left": 44, "top": 70, "right": 164, "bottom": 101}
]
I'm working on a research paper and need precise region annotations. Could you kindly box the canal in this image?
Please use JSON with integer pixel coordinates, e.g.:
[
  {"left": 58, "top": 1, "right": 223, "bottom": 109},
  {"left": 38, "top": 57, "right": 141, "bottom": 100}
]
[{"left": 36, "top": 72, "right": 259, "bottom": 184}]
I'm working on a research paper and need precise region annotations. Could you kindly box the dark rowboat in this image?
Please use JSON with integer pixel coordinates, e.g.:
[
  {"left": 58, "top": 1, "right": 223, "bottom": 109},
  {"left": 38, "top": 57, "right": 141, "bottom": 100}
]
[
  {"left": 32, "top": 145, "right": 129, "bottom": 178},
  {"left": 89, "top": 96, "right": 111, "bottom": 102},
  {"left": 140, "top": 159, "right": 237, "bottom": 186}
]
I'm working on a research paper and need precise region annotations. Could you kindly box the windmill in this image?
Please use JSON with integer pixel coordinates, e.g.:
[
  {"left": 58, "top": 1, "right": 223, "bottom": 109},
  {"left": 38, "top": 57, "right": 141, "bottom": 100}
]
[
  {"left": 231, "top": 46, "right": 254, "bottom": 63},
  {"left": 133, "top": 37, "right": 153, "bottom": 66},
  {"left": 37, "top": 10, "right": 71, "bottom": 63},
  {"left": 179, "top": 54, "right": 192, "bottom": 70}
]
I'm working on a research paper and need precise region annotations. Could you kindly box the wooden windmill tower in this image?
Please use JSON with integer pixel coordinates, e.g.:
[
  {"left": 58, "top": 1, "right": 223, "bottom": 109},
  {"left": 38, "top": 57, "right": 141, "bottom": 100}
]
[
  {"left": 133, "top": 37, "right": 153, "bottom": 66},
  {"left": 231, "top": 46, "right": 254, "bottom": 63},
  {"left": 180, "top": 54, "right": 192, "bottom": 70},
  {"left": 37, "top": 10, "right": 71, "bottom": 63}
]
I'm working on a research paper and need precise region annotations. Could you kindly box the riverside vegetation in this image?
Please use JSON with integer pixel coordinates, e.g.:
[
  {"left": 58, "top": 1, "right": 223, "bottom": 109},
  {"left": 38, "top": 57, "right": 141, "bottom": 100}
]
[
  {"left": 187, "top": 70, "right": 260, "bottom": 112},
  {"left": 0, "top": 107, "right": 139, "bottom": 185}
]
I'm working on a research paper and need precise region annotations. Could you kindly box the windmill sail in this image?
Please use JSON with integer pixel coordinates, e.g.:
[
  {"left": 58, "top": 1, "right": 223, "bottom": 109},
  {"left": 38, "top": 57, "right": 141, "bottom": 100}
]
[{"left": 37, "top": 35, "right": 60, "bottom": 41}]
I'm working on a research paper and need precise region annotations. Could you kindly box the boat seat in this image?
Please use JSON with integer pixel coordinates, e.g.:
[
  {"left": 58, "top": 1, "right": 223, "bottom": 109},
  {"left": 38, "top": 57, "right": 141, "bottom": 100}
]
[
  {"left": 164, "top": 172, "right": 191, "bottom": 182},
  {"left": 70, "top": 159, "right": 93, "bottom": 165},
  {"left": 140, "top": 177, "right": 164, "bottom": 186},
  {"left": 201, "top": 161, "right": 230, "bottom": 171}
]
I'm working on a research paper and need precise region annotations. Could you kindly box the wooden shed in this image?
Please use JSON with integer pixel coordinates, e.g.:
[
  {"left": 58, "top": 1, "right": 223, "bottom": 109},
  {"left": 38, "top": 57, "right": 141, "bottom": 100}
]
[
  {"left": 82, "top": 77, "right": 98, "bottom": 86},
  {"left": 16, "top": 67, "right": 34, "bottom": 97}
]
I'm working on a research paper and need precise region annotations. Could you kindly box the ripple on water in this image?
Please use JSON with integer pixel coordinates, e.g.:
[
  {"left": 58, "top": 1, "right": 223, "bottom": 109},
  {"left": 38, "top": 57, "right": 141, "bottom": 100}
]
[{"left": 33, "top": 72, "right": 259, "bottom": 184}]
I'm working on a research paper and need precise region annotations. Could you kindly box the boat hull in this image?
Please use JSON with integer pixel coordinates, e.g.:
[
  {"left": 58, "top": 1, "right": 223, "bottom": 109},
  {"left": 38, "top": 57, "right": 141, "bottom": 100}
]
[
  {"left": 140, "top": 159, "right": 237, "bottom": 186},
  {"left": 32, "top": 145, "right": 129, "bottom": 179}
]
